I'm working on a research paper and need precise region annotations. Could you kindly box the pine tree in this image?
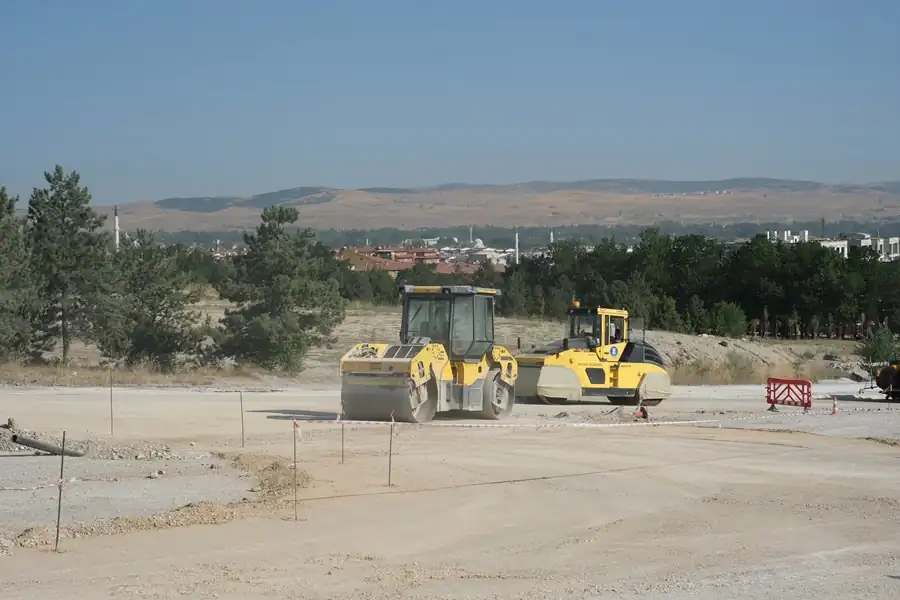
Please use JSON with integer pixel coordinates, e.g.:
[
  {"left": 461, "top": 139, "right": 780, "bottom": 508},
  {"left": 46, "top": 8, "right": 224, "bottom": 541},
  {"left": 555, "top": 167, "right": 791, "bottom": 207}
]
[
  {"left": 500, "top": 269, "right": 528, "bottom": 316},
  {"left": 92, "top": 230, "right": 204, "bottom": 371},
  {"left": 25, "top": 166, "right": 111, "bottom": 363},
  {"left": 215, "top": 206, "right": 347, "bottom": 372},
  {"left": 0, "top": 187, "right": 39, "bottom": 361}
]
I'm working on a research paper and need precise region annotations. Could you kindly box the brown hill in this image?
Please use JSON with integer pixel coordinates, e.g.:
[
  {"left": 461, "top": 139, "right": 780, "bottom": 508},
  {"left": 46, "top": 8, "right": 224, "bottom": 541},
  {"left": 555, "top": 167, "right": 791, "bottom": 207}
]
[{"left": 113, "top": 178, "right": 900, "bottom": 231}]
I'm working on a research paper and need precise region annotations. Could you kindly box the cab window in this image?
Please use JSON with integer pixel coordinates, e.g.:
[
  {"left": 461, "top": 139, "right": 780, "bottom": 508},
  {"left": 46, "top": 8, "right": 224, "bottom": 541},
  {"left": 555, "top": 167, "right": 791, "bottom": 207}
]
[
  {"left": 450, "top": 295, "right": 475, "bottom": 358},
  {"left": 568, "top": 313, "right": 597, "bottom": 338},
  {"left": 405, "top": 297, "right": 451, "bottom": 343},
  {"left": 608, "top": 315, "right": 626, "bottom": 344}
]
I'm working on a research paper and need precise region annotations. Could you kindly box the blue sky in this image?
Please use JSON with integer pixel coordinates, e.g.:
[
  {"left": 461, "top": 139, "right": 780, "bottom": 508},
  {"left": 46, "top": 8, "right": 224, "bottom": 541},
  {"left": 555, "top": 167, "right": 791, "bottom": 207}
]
[{"left": 1, "top": 0, "right": 898, "bottom": 205}]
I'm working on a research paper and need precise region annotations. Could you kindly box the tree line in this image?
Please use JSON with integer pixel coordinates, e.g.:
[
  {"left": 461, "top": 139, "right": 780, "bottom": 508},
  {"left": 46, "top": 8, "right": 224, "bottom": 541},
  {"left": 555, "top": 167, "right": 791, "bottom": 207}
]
[
  {"left": 0, "top": 166, "right": 346, "bottom": 372},
  {"left": 338, "top": 231, "right": 900, "bottom": 342},
  {"left": 314, "top": 228, "right": 900, "bottom": 345},
  {"left": 155, "top": 218, "right": 900, "bottom": 252},
  {"left": 3, "top": 166, "right": 898, "bottom": 376},
  {"left": 496, "top": 232, "right": 900, "bottom": 340}
]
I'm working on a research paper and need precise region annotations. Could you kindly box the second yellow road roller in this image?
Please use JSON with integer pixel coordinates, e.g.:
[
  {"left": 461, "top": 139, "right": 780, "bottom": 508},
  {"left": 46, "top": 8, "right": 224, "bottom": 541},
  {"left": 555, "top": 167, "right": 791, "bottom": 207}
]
[{"left": 514, "top": 300, "right": 672, "bottom": 407}]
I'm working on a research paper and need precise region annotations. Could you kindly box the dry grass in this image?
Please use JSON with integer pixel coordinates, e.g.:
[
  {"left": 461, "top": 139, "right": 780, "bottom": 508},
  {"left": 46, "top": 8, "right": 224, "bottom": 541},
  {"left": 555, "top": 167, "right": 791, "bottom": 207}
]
[
  {"left": 0, "top": 362, "right": 265, "bottom": 388},
  {"left": 669, "top": 351, "right": 839, "bottom": 385},
  {"left": 0, "top": 300, "right": 859, "bottom": 387},
  {"left": 754, "top": 337, "right": 859, "bottom": 351}
]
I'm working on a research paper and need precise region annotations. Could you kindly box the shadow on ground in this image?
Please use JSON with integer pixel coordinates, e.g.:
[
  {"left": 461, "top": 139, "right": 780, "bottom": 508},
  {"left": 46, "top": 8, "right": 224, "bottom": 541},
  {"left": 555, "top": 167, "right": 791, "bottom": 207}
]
[
  {"left": 248, "top": 408, "right": 339, "bottom": 421},
  {"left": 249, "top": 408, "right": 497, "bottom": 423},
  {"left": 516, "top": 398, "right": 616, "bottom": 406},
  {"left": 832, "top": 393, "right": 899, "bottom": 405}
]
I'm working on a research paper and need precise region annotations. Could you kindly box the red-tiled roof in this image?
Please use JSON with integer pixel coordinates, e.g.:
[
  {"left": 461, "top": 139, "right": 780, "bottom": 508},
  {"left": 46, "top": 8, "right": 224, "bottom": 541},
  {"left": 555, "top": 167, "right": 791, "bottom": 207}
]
[
  {"left": 339, "top": 250, "right": 410, "bottom": 272},
  {"left": 338, "top": 248, "right": 507, "bottom": 276}
]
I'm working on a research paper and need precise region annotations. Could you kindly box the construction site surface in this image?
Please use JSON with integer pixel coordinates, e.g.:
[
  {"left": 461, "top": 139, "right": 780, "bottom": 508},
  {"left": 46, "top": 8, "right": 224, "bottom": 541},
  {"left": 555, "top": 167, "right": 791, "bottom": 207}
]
[{"left": 1, "top": 380, "right": 899, "bottom": 599}]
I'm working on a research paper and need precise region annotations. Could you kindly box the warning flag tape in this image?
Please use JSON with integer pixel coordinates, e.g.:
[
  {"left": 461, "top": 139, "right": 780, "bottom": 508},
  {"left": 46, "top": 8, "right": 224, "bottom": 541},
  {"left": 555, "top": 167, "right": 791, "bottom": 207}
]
[
  {"left": 307, "top": 418, "right": 719, "bottom": 429},
  {"left": 308, "top": 403, "right": 900, "bottom": 429}
]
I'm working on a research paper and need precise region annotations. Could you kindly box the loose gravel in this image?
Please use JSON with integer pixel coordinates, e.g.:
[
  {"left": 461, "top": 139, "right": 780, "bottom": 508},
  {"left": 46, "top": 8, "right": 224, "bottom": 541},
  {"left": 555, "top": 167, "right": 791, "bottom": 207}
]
[
  {"left": 0, "top": 415, "right": 263, "bottom": 549},
  {"left": 1, "top": 419, "right": 188, "bottom": 460}
]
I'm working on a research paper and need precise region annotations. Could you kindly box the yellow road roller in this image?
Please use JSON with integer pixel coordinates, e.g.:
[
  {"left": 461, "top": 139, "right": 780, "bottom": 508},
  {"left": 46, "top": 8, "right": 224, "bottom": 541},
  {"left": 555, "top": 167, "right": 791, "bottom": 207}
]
[
  {"left": 875, "top": 359, "right": 900, "bottom": 400},
  {"left": 339, "top": 285, "right": 518, "bottom": 423},
  {"left": 514, "top": 301, "right": 672, "bottom": 407}
]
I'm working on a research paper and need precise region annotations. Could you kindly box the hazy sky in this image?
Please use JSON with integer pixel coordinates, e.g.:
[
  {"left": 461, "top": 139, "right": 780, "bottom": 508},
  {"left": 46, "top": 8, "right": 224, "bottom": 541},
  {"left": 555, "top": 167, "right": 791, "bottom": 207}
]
[{"left": 1, "top": 0, "right": 898, "bottom": 205}]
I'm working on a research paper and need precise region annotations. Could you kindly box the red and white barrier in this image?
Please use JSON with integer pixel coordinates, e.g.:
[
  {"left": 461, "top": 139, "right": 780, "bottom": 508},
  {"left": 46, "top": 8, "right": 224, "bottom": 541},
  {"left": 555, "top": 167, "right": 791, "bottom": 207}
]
[{"left": 766, "top": 377, "right": 812, "bottom": 410}]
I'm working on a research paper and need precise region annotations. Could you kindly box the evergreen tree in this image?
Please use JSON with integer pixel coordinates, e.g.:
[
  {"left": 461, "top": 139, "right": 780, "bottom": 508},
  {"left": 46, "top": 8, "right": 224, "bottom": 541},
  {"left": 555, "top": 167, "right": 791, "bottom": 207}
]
[
  {"left": 0, "top": 187, "right": 39, "bottom": 360},
  {"left": 857, "top": 324, "right": 898, "bottom": 378},
  {"left": 24, "top": 166, "right": 110, "bottom": 363},
  {"left": 92, "top": 230, "right": 204, "bottom": 371},
  {"left": 500, "top": 269, "right": 528, "bottom": 316},
  {"left": 709, "top": 301, "right": 748, "bottom": 338},
  {"left": 215, "top": 206, "right": 347, "bottom": 371}
]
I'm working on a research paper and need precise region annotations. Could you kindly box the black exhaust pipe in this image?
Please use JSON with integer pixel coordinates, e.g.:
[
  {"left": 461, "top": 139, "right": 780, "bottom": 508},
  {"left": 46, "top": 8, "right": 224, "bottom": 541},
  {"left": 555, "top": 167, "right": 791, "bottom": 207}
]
[{"left": 10, "top": 434, "right": 85, "bottom": 457}]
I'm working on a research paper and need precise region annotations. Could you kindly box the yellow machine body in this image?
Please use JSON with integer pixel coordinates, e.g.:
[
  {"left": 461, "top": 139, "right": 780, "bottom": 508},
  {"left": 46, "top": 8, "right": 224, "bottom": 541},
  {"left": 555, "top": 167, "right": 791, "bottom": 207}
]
[
  {"left": 514, "top": 302, "right": 672, "bottom": 406},
  {"left": 339, "top": 285, "right": 518, "bottom": 423}
]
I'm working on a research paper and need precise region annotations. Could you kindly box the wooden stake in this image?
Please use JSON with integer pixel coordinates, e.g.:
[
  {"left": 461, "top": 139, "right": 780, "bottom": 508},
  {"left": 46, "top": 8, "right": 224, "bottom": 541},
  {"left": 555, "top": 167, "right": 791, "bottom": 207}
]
[
  {"left": 293, "top": 421, "right": 299, "bottom": 521},
  {"left": 387, "top": 418, "right": 395, "bottom": 487},
  {"left": 108, "top": 369, "right": 114, "bottom": 436},
  {"left": 239, "top": 391, "right": 245, "bottom": 448},
  {"left": 54, "top": 431, "right": 67, "bottom": 553}
]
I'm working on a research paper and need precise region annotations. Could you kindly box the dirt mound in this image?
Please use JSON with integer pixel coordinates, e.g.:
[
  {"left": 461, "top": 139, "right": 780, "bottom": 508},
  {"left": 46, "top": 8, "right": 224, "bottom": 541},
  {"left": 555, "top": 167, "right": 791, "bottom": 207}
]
[
  {"left": 219, "top": 451, "right": 312, "bottom": 497},
  {"left": 16, "top": 501, "right": 242, "bottom": 548}
]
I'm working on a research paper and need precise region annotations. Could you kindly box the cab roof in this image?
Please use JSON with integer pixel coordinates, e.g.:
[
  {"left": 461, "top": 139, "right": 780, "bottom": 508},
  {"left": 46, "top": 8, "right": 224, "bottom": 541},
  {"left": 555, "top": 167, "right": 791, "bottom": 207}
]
[
  {"left": 567, "top": 306, "right": 629, "bottom": 317},
  {"left": 400, "top": 285, "right": 502, "bottom": 296}
]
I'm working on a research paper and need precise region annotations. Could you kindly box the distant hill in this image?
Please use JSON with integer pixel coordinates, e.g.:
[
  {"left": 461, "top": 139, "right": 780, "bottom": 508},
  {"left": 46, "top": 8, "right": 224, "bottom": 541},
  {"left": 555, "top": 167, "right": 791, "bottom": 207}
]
[
  {"left": 110, "top": 177, "right": 900, "bottom": 232},
  {"left": 153, "top": 186, "right": 335, "bottom": 213}
]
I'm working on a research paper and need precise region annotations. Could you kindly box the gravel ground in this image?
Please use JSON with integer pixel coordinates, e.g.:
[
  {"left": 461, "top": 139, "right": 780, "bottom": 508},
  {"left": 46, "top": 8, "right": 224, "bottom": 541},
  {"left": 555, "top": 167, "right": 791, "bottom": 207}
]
[
  {"left": 709, "top": 408, "right": 900, "bottom": 439},
  {"left": 1, "top": 423, "right": 188, "bottom": 459},
  {"left": 0, "top": 383, "right": 899, "bottom": 598},
  {"left": 0, "top": 451, "right": 253, "bottom": 545}
]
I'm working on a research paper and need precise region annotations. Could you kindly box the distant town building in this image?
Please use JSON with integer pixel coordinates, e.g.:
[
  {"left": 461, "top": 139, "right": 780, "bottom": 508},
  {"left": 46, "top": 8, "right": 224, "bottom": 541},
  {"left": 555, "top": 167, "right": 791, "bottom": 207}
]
[
  {"left": 336, "top": 244, "right": 510, "bottom": 278},
  {"left": 764, "top": 229, "right": 900, "bottom": 262}
]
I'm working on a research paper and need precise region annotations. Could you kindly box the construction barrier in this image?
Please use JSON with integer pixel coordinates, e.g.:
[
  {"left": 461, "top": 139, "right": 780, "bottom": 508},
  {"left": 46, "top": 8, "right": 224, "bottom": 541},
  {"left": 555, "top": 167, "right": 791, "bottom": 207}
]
[{"left": 766, "top": 377, "right": 812, "bottom": 410}]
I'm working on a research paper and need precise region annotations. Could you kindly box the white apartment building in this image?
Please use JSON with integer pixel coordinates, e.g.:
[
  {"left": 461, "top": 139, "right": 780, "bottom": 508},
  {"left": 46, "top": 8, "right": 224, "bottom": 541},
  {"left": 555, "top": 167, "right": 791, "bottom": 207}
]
[
  {"left": 841, "top": 232, "right": 900, "bottom": 262},
  {"left": 878, "top": 236, "right": 900, "bottom": 261},
  {"left": 818, "top": 239, "right": 849, "bottom": 259},
  {"left": 765, "top": 229, "right": 898, "bottom": 261}
]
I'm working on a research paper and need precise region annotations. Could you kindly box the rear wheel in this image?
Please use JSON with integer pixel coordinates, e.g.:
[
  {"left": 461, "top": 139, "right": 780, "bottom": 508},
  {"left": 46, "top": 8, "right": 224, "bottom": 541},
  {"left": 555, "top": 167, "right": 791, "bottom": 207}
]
[{"left": 481, "top": 369, "right": 514, "bottom": 420}]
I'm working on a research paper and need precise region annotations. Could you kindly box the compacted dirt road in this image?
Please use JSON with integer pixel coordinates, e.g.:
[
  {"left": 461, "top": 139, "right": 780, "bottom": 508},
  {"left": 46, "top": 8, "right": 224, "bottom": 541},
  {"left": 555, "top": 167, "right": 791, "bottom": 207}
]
[{"left": 0, "top": 383, "right": 899, "bottom": 599}]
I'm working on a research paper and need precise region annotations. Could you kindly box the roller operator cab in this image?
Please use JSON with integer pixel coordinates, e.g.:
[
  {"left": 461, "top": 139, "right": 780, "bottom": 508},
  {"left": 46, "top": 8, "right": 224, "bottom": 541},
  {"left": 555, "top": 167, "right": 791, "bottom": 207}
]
[
  {"left": 339, "top": 285, "right": 518, "bottom": 423},
  {"left": 514, "top": 301, "right": 672, "bottom": 406}
]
